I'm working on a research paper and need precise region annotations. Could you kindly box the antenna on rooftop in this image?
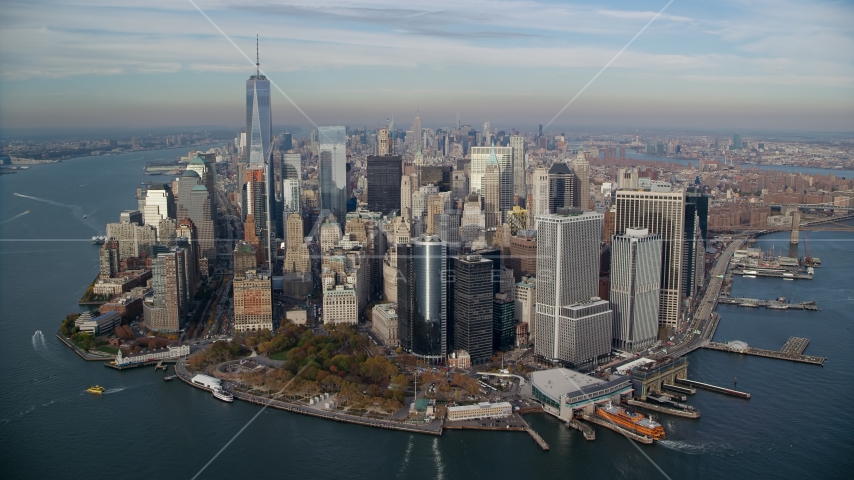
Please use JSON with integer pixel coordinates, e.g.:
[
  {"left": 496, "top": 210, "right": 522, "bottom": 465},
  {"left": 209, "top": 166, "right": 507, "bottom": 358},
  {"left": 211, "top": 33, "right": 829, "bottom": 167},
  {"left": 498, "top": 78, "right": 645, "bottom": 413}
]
[{"left": 256, "top": 33, "right": 260, "bottom": 77}]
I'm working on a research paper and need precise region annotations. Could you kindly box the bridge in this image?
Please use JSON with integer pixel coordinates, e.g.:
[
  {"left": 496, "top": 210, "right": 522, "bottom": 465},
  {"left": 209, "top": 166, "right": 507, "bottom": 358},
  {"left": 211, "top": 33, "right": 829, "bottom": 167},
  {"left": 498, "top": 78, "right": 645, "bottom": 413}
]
[{"left": 765, "top": 203, "right": 854, "bottom": 212}]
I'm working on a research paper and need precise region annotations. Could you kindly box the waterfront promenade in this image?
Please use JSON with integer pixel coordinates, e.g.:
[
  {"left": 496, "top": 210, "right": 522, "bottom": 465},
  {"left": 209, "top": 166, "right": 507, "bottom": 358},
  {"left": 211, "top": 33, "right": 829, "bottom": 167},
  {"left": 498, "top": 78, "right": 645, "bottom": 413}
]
[{"left": 174, "top": 359, "right": 444, "bottom": 436}]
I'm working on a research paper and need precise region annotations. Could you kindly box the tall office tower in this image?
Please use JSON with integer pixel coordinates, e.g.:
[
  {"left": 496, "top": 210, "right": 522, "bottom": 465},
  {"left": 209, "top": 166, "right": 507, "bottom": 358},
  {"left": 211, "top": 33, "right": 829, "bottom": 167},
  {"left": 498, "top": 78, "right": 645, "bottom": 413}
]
[
  {"left": 510, "top": 135, "right": 526, "bottom": 205},
  {"left": 319, "top": 220, "right": 342, "bottom": 254},
  {"left": 610, "top": 228, "right": 662, "bottom": 352},
  {"left": 176, "top": 170, "right": 200, "bottom": 219},
  {"left": 618, "top": 167, "right": 639, "bottom": 189},
  {"left": 377, "top": 127, "right": 391, "bottom": 155},
  {"left": 144, "top": 247, "right": 189, "bottom": 333},
  {"left": 233, "top": 270, "right": 273, "bottom": 333},
  {"left": 452, "top": 254, "right": 493, "bottom": 364},
  {"left": 571, "top": 151, "right": 590, "bottom": 210},
  {"left": 318, "top": 126, "right": 347, "bottom": 226},
  {"left": 493, "top": 293, "right": 515, "bottom": 351},
  {"left": 530, "top": 167, "right": 550, "bottom": 229},
  {"left": 281, "top": 153, "right": 301, "bottom": 215},
  {"left": 681, "top": 203, "right": 702, "bottom": 299},
  {"left": 158, "top": 218, "right": 177, "bottom": 247},
  {"left": 426, "top": 193, "right": 448, "bottom": 235},
  {"left": 614, "top": 190, "right": 686, "bottom": 328},
  {"left": 120, "top": 209, "right": 143, "bottom": 225},
  {"left": 400, "top": 174, "right": 413, "bottom": 220},
  {"left": 282, "top": 132, "right": 293, "bottom": 151},
  {"left": 685, "top": 186, "right": 709, "bottom": 245},
  {"left": 106, "top": 221, "right": 156, "bottom": 261},
  {"left": 514, "top": 276, "right": 537, "bottom": 340},
  {"left": 437, "top": 211, "right": 461, "bottom": 256},
  {"left": 508, "top": 234, "right": 537, "bottom": 282},
  {"left": 412, "top": 112, "right": 422, "bottom": 152},
  {"left": 470, "top": 144, "right": 513, "bottom": 208},
  {"left": 99, "top": 241, "right": 120, "bottom": 278},
  {"left": 244, "top": 167, "right": 271, "bottom": 269},
  {"left": 367, "top": 155, "right": 402, "bottom": 215},
  {"left": 482, "top": 121, "right": 491, "bottom": 147},
  {"left": 547, "top": 163, "right": 576, "bottom": 214},
  {"left": 382, "top": 217, "right": 411, "bottom": 303},
  {"left": 246, "top": 36, "right": 272, "bottom": 165},
  {"left": 451, "top": 170, "right": 469, "bottom": 203},
  {"left": 144, "top": 184, "right": 176, "bottom": 240},
  {"left": 732, "top": 133, "right": 741, "bottom": 150},
  {"left": 187, "top": 154, "right": 216, "bottom": 221},
  {"left": 283, "top": 214, "right": 311, "bottom": 274},
  {"left": 397, "top": 235, "right": 447, "bottom": 364},
  {"left": 534, "top": 211, "right": 608, "bottom": 365},
  {"left": 483, "top": 151, "right": 501, "bottom": 229},
  {"left": 188, "top": 186, "right": 215, "bottom": 262},
  {"left": 233, "top": 241, "right": 258, "bottom": 277},
  {"left": 176, "top": 219, "right": 200, "bottom": 279}
]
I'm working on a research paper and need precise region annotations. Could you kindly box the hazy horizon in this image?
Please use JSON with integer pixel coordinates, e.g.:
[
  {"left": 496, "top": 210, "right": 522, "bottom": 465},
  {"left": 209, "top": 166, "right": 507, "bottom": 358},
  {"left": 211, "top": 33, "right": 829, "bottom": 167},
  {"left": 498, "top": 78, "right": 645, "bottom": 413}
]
[{"left": 1, "top": 0, "right": 852, "bottom": 133}]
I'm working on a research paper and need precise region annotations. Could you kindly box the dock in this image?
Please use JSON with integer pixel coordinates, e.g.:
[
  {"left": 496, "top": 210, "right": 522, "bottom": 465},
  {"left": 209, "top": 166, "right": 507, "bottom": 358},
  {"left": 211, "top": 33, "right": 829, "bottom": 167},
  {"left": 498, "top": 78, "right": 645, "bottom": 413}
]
[
  {"left": 580, "top": 414, "right": 653, "bottom": 444},
  {"left": 625, "top": 398, "right": 700, "bottom": 419},
  {"left": 662, "top": 383, "right": 695, "bottom": 395},
  {"left": 675, "top": 378, "right": 751, "bottom": 399},
  {"left": 524, "top": 426, "right": 550, "bottom": 451},
  {"left": 702, "top": 336, "right": 825, "bottom": 366},
  {"left": 567, "top": 419, "right": 595, "bottom": 441},
  {"left": 732, "top": 269, "right": 812, "bottom": 280},
  {"left": 718, "top": 297, "right": 819, "bottom": 311}
]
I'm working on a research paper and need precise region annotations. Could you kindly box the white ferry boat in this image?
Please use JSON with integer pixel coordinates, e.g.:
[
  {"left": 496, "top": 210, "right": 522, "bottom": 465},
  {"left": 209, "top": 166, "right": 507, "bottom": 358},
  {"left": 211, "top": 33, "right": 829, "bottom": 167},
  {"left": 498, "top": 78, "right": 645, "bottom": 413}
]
[{"left": 212, "top": 387, "right": 233, "bottom": 403}]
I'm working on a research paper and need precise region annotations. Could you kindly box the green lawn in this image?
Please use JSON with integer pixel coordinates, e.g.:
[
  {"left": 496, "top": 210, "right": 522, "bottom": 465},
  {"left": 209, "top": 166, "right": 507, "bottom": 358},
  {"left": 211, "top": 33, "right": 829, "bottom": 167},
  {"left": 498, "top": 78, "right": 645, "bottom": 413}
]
[
  {"left": 95, "top": 346, "right": 118, "bottom": 355},
  {"left": 269, "top": 350, "right": 289, "bottom": 361}
]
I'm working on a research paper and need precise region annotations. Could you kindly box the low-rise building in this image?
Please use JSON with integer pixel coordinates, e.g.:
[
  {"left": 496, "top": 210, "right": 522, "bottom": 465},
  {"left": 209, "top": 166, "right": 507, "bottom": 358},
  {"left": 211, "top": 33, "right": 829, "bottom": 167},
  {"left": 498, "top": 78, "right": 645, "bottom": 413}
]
[
  {"left": 446, "top": 401, "right": 513, "bottom": 421},
  {"left": 285, "top": 309, "right": 308, "bottom": 325},
  {"left": 447, "top": 350, "right": 471, "bottom": 369},
  {"left": 115, "top": 344, "right": 190, "bottom": 366},
  {"left": 530, "top": 368, "right": 632, "bottom": 419},
  {"left": 74, "top": 311, "right": 122, "bottom": 336},
  {"left": 371, "top": 302, "right": 398, "bottom": 346}
]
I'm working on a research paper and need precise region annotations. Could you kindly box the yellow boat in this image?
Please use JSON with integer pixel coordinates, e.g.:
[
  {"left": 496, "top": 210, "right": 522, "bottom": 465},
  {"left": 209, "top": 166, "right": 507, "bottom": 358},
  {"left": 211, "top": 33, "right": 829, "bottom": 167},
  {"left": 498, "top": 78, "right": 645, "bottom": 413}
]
[{"left": 87, "top": 385, "right": 105, "bottom": 394}]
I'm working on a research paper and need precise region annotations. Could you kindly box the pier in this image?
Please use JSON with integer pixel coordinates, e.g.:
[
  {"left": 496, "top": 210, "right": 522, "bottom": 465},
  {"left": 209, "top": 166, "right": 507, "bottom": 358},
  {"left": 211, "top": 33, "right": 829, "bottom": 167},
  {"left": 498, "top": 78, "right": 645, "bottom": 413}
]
[
  {"left": 732, "top": 268, "right": 812, "bottom": 280},
  {"left": 718, "top": 297, "right": 819, "bottom": 311},
  {"left": 567, "top": 419, "right": 595, "bottom": 441},
  {"left": 580, "top": 414, "right": 654, "bottom": 444},
  {"left": 662, "top": 383, "right": 695, "bottom": 395},
  {"left": 702, "top": 336, "right": 825, "bottom": 365},
  {"left": 675, "top": 378, "right": 751, "bottom": 399},
  {"left": 625, "top": 398, "right": 700, "bottom": 419}
]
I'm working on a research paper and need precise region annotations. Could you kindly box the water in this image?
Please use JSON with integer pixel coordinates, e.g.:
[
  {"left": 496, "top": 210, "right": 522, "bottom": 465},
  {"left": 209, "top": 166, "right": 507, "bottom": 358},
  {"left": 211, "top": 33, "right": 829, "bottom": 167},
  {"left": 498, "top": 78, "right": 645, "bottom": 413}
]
[
  {"left": 623, "top": 150, "right": 854, "bottom": 178},
  {"left": 1, "top": 151, "right": 853, "bottom": 478}
]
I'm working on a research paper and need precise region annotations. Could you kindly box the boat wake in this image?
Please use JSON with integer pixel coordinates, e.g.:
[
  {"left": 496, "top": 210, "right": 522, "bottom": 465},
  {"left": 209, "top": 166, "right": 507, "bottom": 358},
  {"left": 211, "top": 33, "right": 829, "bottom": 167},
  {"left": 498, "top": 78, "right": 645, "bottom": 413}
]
[
  {"left": 658, "top": 439, "right": 737, "bottom": 456},
  {"left": 0, "top": 210, "right": 31, "bottom": 225},
  {"left": 103, "top": 387, "right": 127, "bottom": 395},
  {"left": 32, "top": 330, "right": 46, "bottom": 350},
  {"left": 432, "top": 437, "right": 445, "bottom": 480},
  {"left": 13, "top": 193, "right": 98, "bottom": 232},
  {"left": 396, "top": 436, "right": 413, "bottom": 477}
]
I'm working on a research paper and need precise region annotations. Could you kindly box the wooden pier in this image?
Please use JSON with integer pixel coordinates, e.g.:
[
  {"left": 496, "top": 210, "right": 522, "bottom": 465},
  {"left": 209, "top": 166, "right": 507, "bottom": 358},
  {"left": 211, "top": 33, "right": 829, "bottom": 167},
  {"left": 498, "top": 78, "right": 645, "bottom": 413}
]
[
  {"left": 702, "top": 336, "right": 825, "bottom": 365},
  {"left": 567, "top": 419, "right": 595, "bottom": 441},
  {"left": 625, "top": 398, "right": 700, "bottom": 419},
  {"left": 732, "top": 269, "right": 812, "bottom": 280}
]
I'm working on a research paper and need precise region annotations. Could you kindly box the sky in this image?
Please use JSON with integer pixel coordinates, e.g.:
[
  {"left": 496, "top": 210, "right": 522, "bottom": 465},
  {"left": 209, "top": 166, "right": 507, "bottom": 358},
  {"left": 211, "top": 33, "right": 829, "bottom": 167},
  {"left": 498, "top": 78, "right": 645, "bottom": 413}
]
[{"left": 0, "top": 0, "right": 853, "bottom": 135}]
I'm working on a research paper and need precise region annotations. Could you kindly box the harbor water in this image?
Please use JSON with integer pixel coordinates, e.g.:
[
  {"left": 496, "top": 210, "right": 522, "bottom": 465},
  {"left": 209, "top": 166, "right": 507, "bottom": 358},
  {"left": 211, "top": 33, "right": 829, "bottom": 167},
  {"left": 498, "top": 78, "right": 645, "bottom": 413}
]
[{"left": 1, "top": 149, "right": 852, "bottom": 479}]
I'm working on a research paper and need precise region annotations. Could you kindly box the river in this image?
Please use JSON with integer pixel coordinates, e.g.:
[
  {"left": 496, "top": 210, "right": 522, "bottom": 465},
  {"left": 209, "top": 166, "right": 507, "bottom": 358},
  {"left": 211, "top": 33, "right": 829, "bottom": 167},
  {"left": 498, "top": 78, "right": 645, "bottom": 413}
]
[{"left": 0, "top": 149, "right": 851, "bottom": 479}]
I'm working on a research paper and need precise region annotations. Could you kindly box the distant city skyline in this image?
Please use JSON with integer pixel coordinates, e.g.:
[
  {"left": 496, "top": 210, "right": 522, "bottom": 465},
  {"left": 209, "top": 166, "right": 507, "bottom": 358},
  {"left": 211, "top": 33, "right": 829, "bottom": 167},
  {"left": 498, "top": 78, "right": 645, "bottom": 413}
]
[{"left": 0, "top": 0, "right": 852, "bottom": 132}]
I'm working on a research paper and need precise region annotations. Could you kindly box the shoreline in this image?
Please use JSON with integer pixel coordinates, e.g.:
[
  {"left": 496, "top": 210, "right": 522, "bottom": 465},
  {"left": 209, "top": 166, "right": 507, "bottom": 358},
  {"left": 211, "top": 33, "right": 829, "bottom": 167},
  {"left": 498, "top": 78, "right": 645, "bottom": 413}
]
[{"left": 174, "top": 359, "right": 444, "bottom": 436}]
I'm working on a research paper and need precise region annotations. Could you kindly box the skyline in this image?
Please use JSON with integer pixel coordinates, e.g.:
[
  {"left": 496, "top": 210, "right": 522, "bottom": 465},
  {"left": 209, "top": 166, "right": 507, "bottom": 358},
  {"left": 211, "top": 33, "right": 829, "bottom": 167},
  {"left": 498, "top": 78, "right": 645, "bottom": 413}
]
[{"left": 1, "top": 0, "right": 853, "bottom": 133}]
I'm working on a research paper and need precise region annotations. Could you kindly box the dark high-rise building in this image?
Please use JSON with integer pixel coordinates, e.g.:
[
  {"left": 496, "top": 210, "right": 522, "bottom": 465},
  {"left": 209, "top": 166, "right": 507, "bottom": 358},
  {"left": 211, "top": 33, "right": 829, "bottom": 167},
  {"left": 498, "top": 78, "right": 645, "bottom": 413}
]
[
  {"left": 397, "top": 235, "right": 447, "bottom": 364},
  {"left": 492, "top": 293, "right": 515, "bottom": 352},
  {"left": 548, "top": 162, "right": 576, "bottom": 213},
  {"left": 281, "top": 132, "right": 293, "bottom": 151},
  {"left": 420, "top": 166, "right": 452, "bottom": 192},
  {"left": 686, "top": 186, "right": 709, "bottom": 245},
  {"left": 452, "top": 254, "right": 493, "bottom": 364},
  {"left": 366, "top": 155, "right": 402, "bottom": 215}
]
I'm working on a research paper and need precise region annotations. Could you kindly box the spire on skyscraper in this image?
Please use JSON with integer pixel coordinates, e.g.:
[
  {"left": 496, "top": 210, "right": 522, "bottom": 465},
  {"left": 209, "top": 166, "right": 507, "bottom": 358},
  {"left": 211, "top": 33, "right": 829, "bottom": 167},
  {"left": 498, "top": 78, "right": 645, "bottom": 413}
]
[
  {"left": 487, "top": 140, "right": 498, "bottom": 165},
  {"left": 256, "top": 33, "right": 260, "bottom": 77}
]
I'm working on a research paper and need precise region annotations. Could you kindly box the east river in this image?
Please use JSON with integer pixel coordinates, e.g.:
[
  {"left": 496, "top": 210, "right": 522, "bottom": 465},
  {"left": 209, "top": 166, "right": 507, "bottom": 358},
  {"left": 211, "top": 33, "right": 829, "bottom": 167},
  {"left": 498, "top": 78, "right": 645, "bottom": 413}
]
[{"left": 1, "top": 148, "right": 852, "bottom": 479}]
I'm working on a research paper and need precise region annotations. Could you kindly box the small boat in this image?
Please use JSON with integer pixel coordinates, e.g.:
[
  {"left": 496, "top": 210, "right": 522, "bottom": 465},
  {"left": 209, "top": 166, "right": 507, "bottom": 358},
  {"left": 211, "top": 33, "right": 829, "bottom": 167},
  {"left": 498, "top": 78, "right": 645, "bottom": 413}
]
[
  {"left": 212, "top": 387, "right": 233, "bottom": 403},
  {"left": 82, "top": 215, "right": 87, "bottom": 218},
  {"left": 743, "top": 275, "right": 756, "bottom": 278},
  {"left": 163, "top": 375, "right": 177, "bottom": 382},
  {"left": 87, "top": 385, "right": 105, "bottom": 394}
]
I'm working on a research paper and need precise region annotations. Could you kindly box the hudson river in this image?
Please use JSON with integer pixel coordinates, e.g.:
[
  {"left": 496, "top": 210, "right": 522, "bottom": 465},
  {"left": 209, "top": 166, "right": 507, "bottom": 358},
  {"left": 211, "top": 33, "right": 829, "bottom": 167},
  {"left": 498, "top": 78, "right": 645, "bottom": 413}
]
[{"left": 1, "top": 149, "right": 851, "bottom": 479}]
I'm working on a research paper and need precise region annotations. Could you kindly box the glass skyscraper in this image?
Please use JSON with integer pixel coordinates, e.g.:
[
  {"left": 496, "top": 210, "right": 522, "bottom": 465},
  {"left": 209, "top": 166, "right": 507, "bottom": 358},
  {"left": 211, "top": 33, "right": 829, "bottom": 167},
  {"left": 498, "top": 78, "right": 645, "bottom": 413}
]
[{"left": 318, "top": 126, "right": 347, "bottom": 225}]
